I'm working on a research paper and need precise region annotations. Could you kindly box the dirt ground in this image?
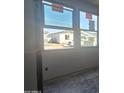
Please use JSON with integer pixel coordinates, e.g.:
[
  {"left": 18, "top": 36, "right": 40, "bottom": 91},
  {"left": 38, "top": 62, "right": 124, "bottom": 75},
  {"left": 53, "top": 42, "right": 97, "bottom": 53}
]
[{"left": 44, "top": 43, "right": 71, "bottom": 50}]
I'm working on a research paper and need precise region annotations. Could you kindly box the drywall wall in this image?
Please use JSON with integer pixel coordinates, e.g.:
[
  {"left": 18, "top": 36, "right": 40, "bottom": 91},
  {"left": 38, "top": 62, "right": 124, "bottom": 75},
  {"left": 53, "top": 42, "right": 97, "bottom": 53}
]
[
  {"left": 43, "top": 48, "right": 99, "bottom": 80},
  {"left": 24, "top": 0, "right": 37, "bottom": 90},
  {"left": 42, "top": 0, "right": 99, "bottom": 80}
]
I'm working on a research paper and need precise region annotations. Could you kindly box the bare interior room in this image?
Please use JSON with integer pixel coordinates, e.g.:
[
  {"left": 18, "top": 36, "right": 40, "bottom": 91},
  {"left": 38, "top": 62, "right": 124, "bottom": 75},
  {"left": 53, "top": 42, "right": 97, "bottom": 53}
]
[{"left": 24, "top": 0, "right": 99, "bottom": 93}]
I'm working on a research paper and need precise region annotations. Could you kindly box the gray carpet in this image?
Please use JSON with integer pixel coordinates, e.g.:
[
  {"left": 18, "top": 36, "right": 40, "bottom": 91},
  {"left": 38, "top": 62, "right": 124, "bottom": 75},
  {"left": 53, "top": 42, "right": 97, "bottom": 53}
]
[{"left": 43, "top": 68, "right": 99, "bottom": 93}]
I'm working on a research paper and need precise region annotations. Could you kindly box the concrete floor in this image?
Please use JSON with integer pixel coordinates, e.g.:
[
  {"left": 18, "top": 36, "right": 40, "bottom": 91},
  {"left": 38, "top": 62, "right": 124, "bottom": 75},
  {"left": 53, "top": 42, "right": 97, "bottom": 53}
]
[{"left": 43, "top": 68, "right": 99, "bottom": 93}]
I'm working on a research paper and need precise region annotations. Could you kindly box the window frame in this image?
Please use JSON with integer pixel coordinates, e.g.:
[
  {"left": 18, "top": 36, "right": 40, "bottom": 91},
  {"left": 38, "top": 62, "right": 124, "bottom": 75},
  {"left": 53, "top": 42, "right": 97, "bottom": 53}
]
[{"left": 42, "top": 0, "right": 75, "bottom": 50}]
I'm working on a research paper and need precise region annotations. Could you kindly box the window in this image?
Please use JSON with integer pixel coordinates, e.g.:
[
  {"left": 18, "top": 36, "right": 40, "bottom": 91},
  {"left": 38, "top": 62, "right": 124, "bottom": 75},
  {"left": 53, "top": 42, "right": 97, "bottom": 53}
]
[
  {"left": 80, "top": 11, "right": 97, "bottom": 31},
  {"left": 80, "top": 11, "right": 98, "bottom": 47},
  {"left": 65, "top": 35, "right": 69, "bottom": 40},
  {"left": 44, "top": 28, "right": 73, "bottom": 50},
  {"left": 43, "top": 1, "right": 74, "bottom": 50},
  {"left": 44, "top": 1, "right": 73, "bottom": 28},
  {"left": 42, "top": 1, "right": 98, "bottom": 50}
]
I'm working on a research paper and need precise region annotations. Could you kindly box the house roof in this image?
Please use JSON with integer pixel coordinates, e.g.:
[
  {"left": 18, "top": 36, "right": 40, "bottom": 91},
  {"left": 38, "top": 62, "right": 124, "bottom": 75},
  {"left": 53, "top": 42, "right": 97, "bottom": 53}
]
[
  {"left": 48, "top": 31, "right": 73, "bottom": 35},
  {"left": 47, "top": 30, "right": 97, "bottom": 37}
]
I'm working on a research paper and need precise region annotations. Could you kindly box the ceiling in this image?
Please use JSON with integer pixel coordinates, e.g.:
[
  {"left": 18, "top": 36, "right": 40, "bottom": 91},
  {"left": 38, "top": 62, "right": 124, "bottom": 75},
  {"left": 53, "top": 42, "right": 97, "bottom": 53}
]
[{"left": 83, "top": 0, "right": 99, "bottom": 6}]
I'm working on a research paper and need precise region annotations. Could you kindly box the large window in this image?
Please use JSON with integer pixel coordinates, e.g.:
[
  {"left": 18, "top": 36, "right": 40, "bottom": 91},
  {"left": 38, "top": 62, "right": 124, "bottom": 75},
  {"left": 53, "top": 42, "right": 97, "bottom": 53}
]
[
  {"left": 43, "top": 1, "right": 74, "bottom": 50},
  {"left": 80, "top": 11, "right": 98, "bottom": 47},
  {"left": 42, "top": 1, "right": 98, "bottom": 50}
]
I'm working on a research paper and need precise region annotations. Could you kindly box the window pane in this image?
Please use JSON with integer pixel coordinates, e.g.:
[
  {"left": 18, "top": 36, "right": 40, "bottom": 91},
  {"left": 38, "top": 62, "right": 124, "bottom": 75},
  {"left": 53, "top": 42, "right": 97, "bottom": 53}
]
[
  {"left": 44, "top": 4, "right": 73, "bottom": 28},
  {"left": 81, "top": 30, "right": 97, "bottom": 46},
  {"left": 44, "top": 28, "right": 74, "bottom": 50},
  {"left": 80, "top": 11, "right": 98, "bottom": 31}
]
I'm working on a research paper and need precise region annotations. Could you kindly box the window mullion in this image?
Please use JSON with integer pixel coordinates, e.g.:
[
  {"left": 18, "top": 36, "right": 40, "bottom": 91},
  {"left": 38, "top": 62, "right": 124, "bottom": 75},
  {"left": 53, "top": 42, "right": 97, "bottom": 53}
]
[
  {"left": 97, "top": 16, "right": 99, "bottom": 47},
  {"left": 73, "top": 8, "right": 81, "bottom": 48}
]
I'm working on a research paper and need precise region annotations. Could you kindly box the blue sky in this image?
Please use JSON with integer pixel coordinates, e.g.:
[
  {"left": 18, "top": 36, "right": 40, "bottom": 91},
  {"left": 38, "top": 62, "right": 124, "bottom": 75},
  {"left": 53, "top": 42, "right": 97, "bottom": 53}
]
[
  {"left": 44, "top": 4, "right": 97, "bottom": 32},
  {"left": 80, "top": 11, "right": 97, "bottom": 31},
  {"left": 44, "top": 5, "right": 72, "bottom": 28}
]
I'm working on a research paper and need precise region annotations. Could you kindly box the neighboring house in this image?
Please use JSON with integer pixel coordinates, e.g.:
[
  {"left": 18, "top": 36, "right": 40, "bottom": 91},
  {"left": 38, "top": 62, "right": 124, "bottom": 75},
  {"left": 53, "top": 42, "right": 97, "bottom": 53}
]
[
  {"left": 44, "top": 30, "right": 97, "bottom": 46},
  {"left": 44, "top": 32, "right": 51, "bottom": 44},
  {"left": 81, "top": 31, "right": 97, "bottom": 46},
  {"left": 47, "top": 31, "right": 73, "bottom": 46}
]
